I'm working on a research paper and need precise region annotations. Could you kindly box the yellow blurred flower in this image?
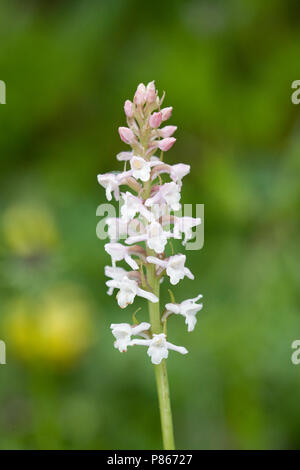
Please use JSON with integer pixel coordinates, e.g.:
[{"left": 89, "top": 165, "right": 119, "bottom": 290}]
[
  {"left": 4, "top": 297, "right": 41, "bottom": 361},
  {"left": 4, "top": 284, "right": 93, "bottom": 368},
  {"left": 2, "top": 203, "right": 58, "bottom": 257}
]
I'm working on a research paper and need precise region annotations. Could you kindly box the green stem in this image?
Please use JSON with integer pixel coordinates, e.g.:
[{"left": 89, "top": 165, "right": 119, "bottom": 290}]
[{"left": 146, "top": 250, "right": 175, "bottom": 450}]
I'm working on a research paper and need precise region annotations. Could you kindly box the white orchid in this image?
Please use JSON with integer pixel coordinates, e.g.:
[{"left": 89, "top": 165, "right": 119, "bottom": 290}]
[
  {"left": 165, "top": 295, "right": 203, "bottom": 332},
  {"left": 106, "top": 276, "right": 158, "bottom": 308},
  {"left": 151, "top": 163, "right": 189, "bottom": 188},
  {"left": 130, "top": 333, "right": 188, "bottom": 364},
  {"left": 125, "top": 221, "right": 170, "bottom": 254},
  {"left": 111, "top": 322, "right": 151, "bottom": 352},
  {"left": 145, "top": 182, "right": 181, "bottom": 211},
  {"left": 97, "top": 170, "right": 133, "bottom": 201},
  {"left": 170, "top": 164, "right": 190, "bottom": 186},
  {"left": 97, "top": 173, "right": 121, "bottom": 201},
  {"left": 105, "top": 242, "right": 139, "bottom": 270},
  {"left": 121, "top": 191, "right": 154, "bottom": 222},
  {"left": 130, "top": 156, "right": 152, "bottom": 182},
  {"left": 97, "top": 82, "right": 204, "bottom": 449},
  {"left": 173, "top": 216, "right": 201, "bottom": 244},
  {"left": 104, "top": 265, "right": 128, "bottom": 295},
  {"left": 146, "top": 254, "right": 194, "bottom": 285},
  {"left": 106, "top": 217, "right": 129, "bottom": 242},
  {"left": 146, "top": 222, "right": 170, "bottom": 253},
  {"left": 129, "top": 156, "right": 161, "bottom": 182}
]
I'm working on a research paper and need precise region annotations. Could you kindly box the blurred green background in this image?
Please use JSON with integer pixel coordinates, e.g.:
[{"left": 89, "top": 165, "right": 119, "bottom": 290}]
[{"left": 0, "top": 0, "right": 300, "bottom": 450}]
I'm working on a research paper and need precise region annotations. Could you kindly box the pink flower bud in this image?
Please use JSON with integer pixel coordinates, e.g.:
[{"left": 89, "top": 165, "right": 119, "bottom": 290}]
[
  {"left": 159, "top": 125, "right": 177, "bottom": 138},
  {"left": 134, "top": 83, "right": 146, "bottom": 105},
  {"left": 149, "top": 112, "right": 162, "bottom": 128},
  {"left": 157, "top": 137, "right": 176, "bottom": 152},
  {"left": 124, "top": 100, "right": 134, "bottom": 118},
  {"left": 161, "top": 107, "right": 173, "bottom": 121},
  {"left": 146, "top": 81, "right": 157, "bottom": 103},
  {"left": 118, "top": 127, "right": 136, "bottom": 145}
]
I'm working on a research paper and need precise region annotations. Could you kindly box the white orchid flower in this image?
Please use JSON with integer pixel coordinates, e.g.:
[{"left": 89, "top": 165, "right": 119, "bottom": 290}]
[
  {"left": 125, "top": 221, "right": 170, "bottom": 254},
  {"left": 165, "top": 294, "right": 203, "bottom": 332},
  {"left": 105, "top": 242, "right": 139, "bottom": 270},
  {"left": 145, "top": 182, "right": 181, "bottom": 211},
  {"left": 146, "top": 254, "right": 194, "bottom": 285},
  {"left": 130, "top": 156, "right": 152, "bottom": 182},
  {"left": 130, "top": 333, "right": 188, "bottom": 364},
  {"left": 104, "top": 266, "right": 128, "bottom": 295},
  {"left": 146, "top": 221, "right": 170, "bottom": 253},
  {"left": 110, "top": 322, "right": 151, "bottom": 352},
  {"left": 121, "top": 191, "right": 154, "bottom": 223},
  {"left": 169, "top": 164, "right": 190, "bottom": 187},
  {"left": 151, "top": 163, "right": 189, "bottom": 188},
  {"left": 97, "top": 171, "right": 133, "bottom": 201},
  {"left": 106, "top": 276, "right": 158, "bottom": 308},
  {"left": 130, "top": 156, "right": 162, "bottom": 182},
  {"left": 97, "top": 173, "right": 121, "bottom": 201},
  {"left": 151, "top": 202, "right": 171, "bottom": 220},
  {"left": 173, "top": 216, "right": 201, "bottom": 244},
  {"left": 106, "top": 217, "right": 129, "bottom": 242}
]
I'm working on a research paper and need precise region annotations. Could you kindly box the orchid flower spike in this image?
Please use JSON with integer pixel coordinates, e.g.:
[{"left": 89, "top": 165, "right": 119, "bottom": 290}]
[
  {"left": 165, "top": 295, "right": 203, "bottom": 332},
  {"left": 111, "top": 322, "right": 151, "bottom": 352},
  {"left": 97, "top": 81, "right": 204, "bottom": 449}
]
